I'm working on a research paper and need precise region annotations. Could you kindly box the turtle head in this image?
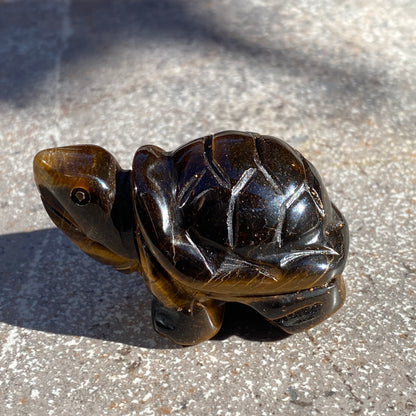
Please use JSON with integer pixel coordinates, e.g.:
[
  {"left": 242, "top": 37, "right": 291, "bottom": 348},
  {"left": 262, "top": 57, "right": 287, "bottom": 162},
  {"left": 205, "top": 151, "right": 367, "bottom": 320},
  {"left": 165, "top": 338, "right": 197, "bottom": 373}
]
[{"left": 34, "top": 145, "right": 139, "bottom": 273}]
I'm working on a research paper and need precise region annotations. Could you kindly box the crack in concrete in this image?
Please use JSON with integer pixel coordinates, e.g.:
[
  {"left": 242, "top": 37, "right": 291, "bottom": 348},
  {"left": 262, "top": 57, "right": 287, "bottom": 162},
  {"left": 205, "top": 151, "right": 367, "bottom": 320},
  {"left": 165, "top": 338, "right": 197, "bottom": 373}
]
[{"left": 307, "top": 332, "right": 364, "bottom": 410}]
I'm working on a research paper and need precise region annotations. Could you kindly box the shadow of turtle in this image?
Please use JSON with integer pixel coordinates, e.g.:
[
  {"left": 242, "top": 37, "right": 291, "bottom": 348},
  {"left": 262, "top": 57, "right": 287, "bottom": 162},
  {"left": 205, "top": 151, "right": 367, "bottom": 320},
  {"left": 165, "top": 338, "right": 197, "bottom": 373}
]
[
  {"left": 0, "top": 228, "right": 173, "bottom": 348},
  {"left": 0, "top": 228, "right": 290, "bottom": 348},
  {"left": 215, "top": 303, "right": 289, "bottom": 343}
]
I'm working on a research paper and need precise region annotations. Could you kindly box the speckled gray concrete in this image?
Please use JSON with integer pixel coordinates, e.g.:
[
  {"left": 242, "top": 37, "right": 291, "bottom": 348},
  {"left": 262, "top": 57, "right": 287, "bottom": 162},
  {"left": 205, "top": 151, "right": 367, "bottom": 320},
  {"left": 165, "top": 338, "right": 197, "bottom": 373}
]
[{"left": 1, "top": 1, "right": 415, "bottom": 415}]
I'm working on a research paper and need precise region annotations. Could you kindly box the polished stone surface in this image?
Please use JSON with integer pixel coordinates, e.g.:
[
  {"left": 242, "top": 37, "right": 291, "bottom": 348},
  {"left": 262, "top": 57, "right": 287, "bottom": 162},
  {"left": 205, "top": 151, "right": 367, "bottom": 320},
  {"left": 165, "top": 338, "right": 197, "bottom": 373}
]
[{"left": 1, "top": 0, "right": 415, "bottom": 414}]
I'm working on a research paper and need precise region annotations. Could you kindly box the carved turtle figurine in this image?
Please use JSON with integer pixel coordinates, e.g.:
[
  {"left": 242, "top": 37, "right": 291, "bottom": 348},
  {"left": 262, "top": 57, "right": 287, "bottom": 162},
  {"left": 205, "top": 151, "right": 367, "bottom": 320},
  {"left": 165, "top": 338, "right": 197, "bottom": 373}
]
[{"left": 33, "top": 131, "right": 349, "bottom": 345}]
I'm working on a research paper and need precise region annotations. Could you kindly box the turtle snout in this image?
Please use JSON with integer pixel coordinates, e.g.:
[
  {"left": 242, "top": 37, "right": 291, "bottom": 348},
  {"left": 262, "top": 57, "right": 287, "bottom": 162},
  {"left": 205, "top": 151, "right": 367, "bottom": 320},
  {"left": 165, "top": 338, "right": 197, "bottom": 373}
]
[
  {"left": 33, "top": 149, "right": 50, "bottom": 184},
  {"left": 33, "top": 148, "right": 62, "bottom": 188}
]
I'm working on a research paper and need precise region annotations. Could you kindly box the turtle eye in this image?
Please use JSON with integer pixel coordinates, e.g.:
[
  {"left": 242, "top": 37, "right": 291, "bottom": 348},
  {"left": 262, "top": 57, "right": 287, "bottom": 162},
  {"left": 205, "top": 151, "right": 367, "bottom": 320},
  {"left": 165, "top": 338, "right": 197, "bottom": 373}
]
[{"left": 71, "top": 187, "right": 90, "bottom": 206}]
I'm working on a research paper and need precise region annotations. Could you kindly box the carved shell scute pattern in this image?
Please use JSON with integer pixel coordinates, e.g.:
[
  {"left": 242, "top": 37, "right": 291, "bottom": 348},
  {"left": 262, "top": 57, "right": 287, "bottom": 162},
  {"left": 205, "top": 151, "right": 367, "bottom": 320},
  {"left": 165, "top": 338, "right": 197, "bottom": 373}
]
[{"left": 174, "top": 132, "right": 326, "bottom": 256}]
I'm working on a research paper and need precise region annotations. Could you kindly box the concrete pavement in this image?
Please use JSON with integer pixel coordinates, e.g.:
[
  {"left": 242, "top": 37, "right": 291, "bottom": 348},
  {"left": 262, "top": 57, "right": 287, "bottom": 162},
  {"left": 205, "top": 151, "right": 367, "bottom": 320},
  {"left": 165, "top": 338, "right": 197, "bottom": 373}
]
[{"left": 1, "top": 1, "right": 415, "bottom": 414}]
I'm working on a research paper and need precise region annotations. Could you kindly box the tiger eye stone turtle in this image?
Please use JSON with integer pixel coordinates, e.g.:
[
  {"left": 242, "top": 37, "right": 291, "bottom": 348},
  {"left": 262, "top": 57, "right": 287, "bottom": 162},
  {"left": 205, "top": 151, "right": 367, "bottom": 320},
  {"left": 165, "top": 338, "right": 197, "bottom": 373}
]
[{"left": 33, "top": 131, "right": 349, "bottom": 345}]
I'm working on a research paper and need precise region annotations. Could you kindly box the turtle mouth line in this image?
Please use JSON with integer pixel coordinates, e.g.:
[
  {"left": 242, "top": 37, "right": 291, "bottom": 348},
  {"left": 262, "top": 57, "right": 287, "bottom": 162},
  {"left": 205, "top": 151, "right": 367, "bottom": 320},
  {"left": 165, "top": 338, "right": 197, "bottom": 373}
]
[{"left": 41, "top": 196, "right": 80, "bottom": 233}]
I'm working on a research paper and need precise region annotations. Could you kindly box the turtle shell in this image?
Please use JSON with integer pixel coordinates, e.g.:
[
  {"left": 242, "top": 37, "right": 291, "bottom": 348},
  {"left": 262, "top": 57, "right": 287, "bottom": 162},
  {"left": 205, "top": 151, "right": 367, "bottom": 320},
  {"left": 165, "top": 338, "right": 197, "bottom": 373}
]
[{"left": 132, "top": 131, "right": 348, "bottom": 300}]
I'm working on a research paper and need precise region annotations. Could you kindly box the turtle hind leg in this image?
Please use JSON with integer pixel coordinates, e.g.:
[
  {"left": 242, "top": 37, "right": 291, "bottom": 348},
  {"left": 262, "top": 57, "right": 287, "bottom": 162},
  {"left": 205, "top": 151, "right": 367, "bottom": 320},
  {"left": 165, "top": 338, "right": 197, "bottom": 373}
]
[
  {"left": 272, "top": 302, "right": 330, "bottom": 334},
  {"left": 246, "top": 275, "right": 346, "bottom": 334},
  {"left": 152, "top": 298, "right": 225, "bottom": 346}
]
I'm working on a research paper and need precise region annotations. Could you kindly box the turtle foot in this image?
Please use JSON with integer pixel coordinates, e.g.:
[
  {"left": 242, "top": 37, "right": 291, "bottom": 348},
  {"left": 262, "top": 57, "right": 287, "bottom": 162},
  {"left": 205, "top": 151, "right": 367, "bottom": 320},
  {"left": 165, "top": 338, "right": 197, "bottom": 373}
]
[{"left": 151, "top": 298, "right": 225, "bottom": 346}]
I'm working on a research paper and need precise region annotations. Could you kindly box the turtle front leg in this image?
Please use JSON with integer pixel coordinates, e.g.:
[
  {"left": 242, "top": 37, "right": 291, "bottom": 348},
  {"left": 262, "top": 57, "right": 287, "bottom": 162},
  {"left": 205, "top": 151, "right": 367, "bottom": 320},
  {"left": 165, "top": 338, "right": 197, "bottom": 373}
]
[
  {"left": 152, "top": 298, "right": 225, "bottom": 346},
  {"left": 137, "top": 239, "right": 225, "bottom": 345}
]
